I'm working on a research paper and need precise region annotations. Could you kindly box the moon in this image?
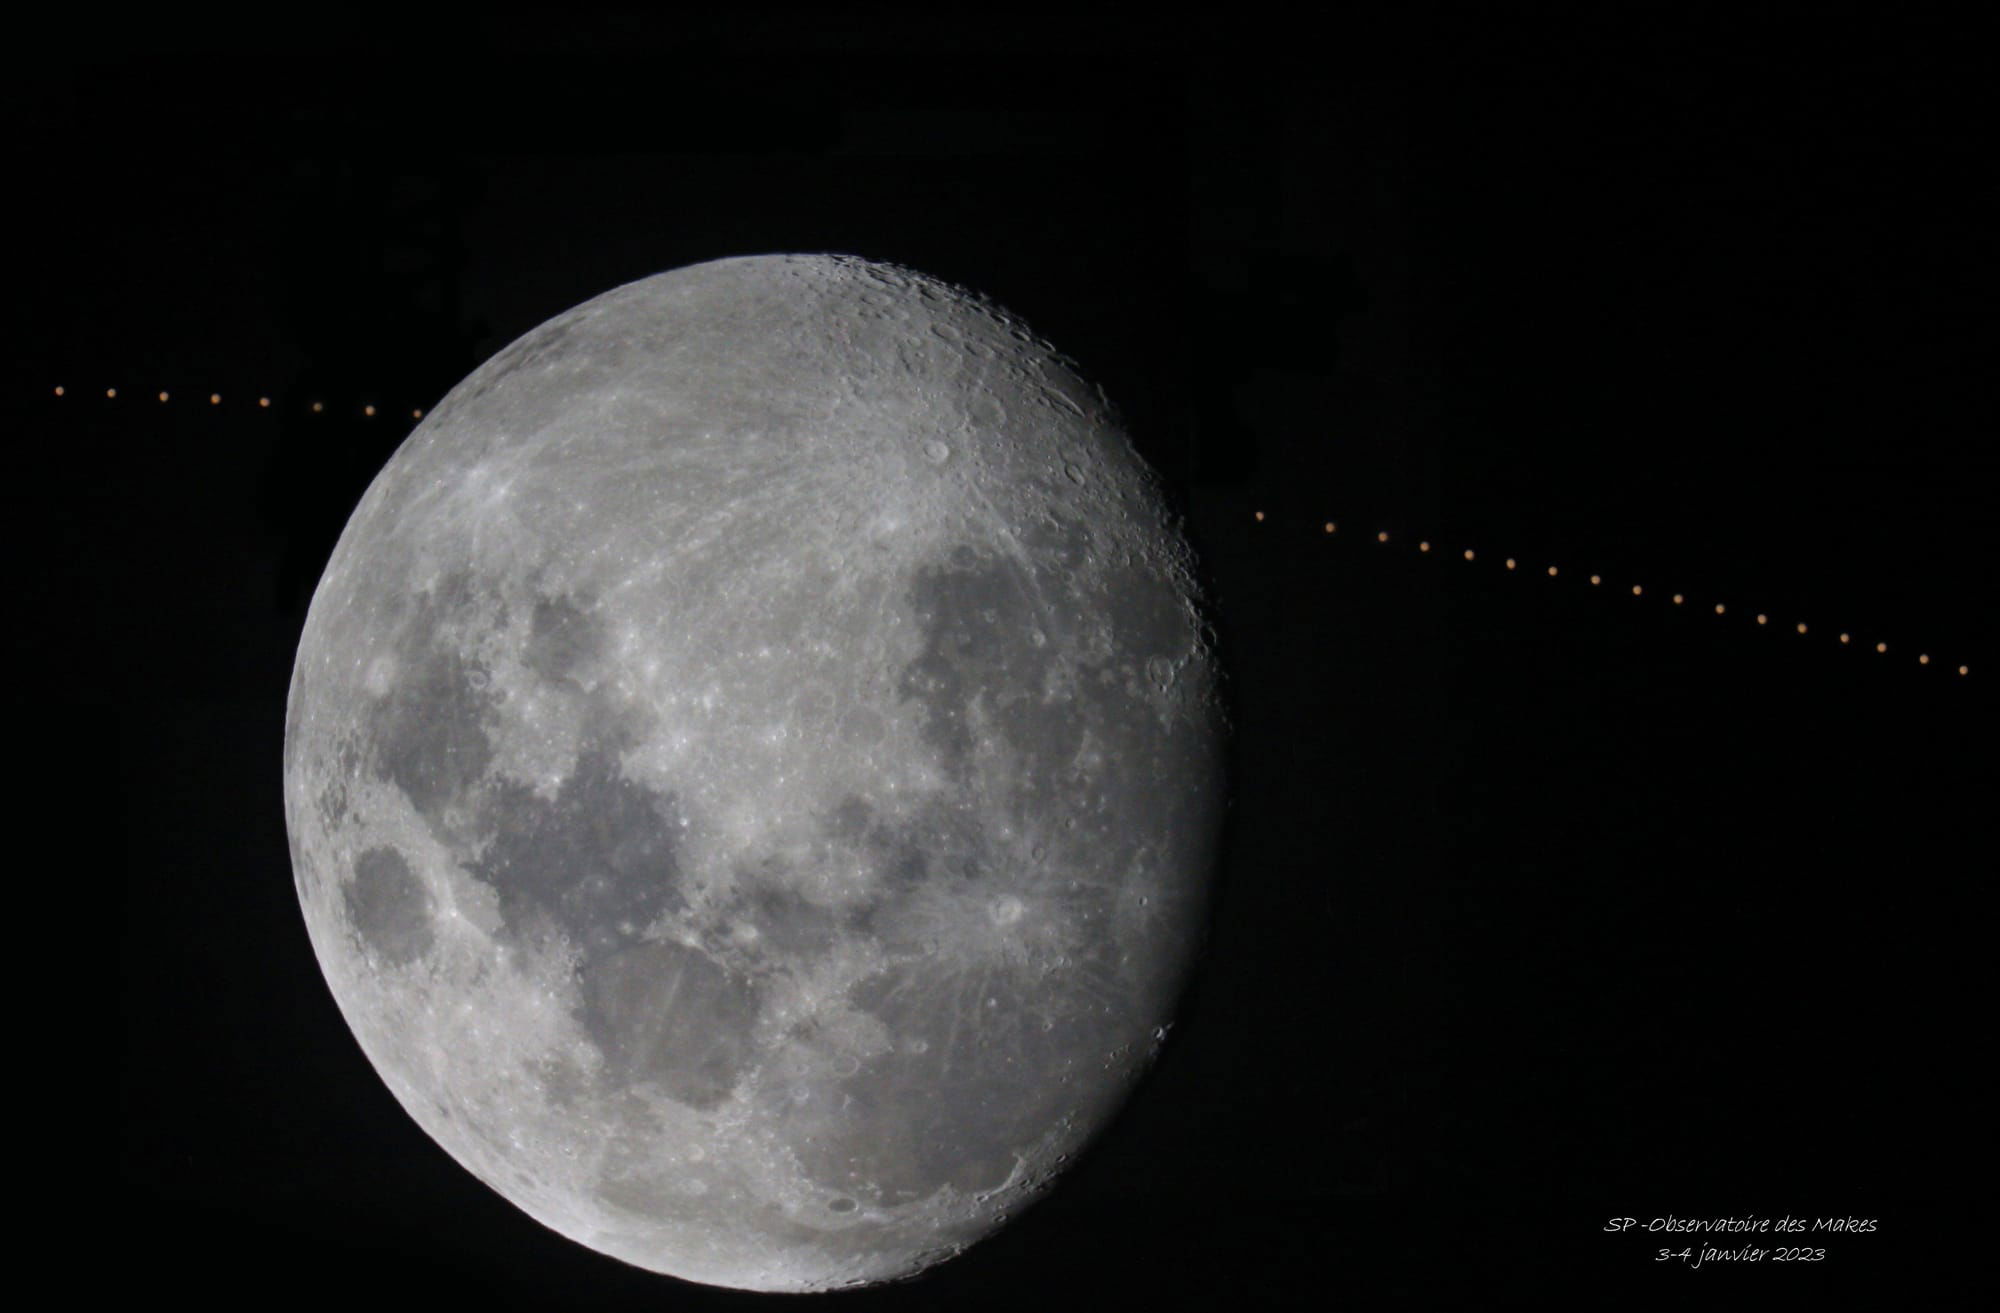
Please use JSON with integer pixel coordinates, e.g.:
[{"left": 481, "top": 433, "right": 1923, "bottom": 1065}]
[{"left": 282, "top": 253, "right": 1227, "bottom": 1292}]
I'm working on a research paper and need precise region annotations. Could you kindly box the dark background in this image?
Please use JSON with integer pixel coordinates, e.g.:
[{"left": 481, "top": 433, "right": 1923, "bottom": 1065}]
[{"left": 13, "top": 6, "right": 1987, "bottom": 1307}]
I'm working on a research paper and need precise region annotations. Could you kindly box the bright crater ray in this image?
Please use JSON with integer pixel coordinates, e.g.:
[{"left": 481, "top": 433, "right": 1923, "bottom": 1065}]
[{"left": 282, "top": 253, "right": 1227, "bottom": 1292}]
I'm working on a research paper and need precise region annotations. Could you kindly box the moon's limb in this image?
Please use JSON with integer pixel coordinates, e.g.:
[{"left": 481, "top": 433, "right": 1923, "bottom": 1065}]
[{"left": 284, "top": 254, "right": 1226, "bottom": 1291}]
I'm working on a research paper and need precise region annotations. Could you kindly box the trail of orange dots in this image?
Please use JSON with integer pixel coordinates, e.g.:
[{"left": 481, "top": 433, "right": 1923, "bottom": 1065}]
[
  {"left": 45, "top": 380, "right": 451, "bottom": 432},
  {"left": 1298, "top": 516, "right": 1971, "bottom": 679},
  {"left": 46, "top": 382, "right": 450, "bottom": 431},
  {"left": 35, "top": 407, "right": 1978, "bottom": 680},
  {"left": 1299, "top": 512, "right": 1972, "bottom": 677}
]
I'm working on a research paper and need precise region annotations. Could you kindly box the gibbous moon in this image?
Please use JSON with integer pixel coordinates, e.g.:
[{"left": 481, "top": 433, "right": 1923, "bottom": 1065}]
[{"left": 282, "top": 254, "right": 1227, "bottom": 1291}]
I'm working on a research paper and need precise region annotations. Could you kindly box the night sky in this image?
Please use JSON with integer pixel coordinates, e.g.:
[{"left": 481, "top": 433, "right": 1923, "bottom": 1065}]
[{"left": 16, "top": 8, "right": 1988, "bottom": 1307}]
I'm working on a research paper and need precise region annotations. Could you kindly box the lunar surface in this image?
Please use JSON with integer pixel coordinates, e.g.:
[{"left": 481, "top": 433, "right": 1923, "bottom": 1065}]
[{"left": 282, "top": 254, "right": 1227, "bottom": 1291}]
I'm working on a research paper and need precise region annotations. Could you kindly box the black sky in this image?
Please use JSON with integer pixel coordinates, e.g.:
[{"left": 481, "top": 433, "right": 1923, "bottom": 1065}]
[{"left": 14, "top": 6, "right": 1989, "bottom": 1308}]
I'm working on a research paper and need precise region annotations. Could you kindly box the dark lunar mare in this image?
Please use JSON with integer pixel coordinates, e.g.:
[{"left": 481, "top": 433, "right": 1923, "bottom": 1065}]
[
  {"left": 366, "top": 572, "right": 499, "bottom": 833},
  {"left": 344, "top": 847, "right": 435, "bottom": 966},
  {"left": 345, "top": 547, "right": 1215, "bottom": 1208},
  {"left": 359, "top": 576, "right": 768, "bottom": 1107},
  {"left": 766, "top": 541, "right": 1217, "bottom": 1206},
  {"left": 462, "top": 730, "right": 768, "bottom": 1109}
]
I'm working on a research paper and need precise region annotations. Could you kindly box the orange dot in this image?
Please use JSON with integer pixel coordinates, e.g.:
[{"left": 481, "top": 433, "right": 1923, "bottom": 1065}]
[
  {"left": 364, "top": 404, "right": 377, "bottom": 417},
  {"left": 1796, "top": 622, "right": 1807, "bottom": 634},
  {"left": 158, "top": 391, "right": 170, "bottom": 402},
  {"left": 1632, "top": 585, "right": 1642, "bottom": 596},
  {"left": 1715, "top": 604, "right": 1726, "bottom": 614},
  {"left": 311, "top": 401, "right": 324, "bottom": 413},
  {"left": 1419, "top": 541, "right": 1430, "bottom": 552},
  {"left": 1875, "top": 642, "right": 1887, "bottom": 653},
  {"left": 1919, "top": 654, "right": 1930, "bottom": 665},
  {"left": 258, "top": 397, "right": 271, "bottom": 408},
  {"left": 1377, "top": 531, "right": 1389, "bottom": 543},
  {"left": 106, "top": 388, "right": 117, "bottom": 398},
  {"left": 1672, "top": 594, "right": 1684, "bottom": 605},
  {"left": 1323, "top": 522, "right": 1335, "bottom": 534},
  {"left": 1589, "top": 575, "right": 1601, "bottom": 586},
  {"left": 1505, "top": 558, "right": 1516, "bottom": 570},
  {"left": 1960, "top": 665, "right": 1970, "bottom": 676},
  {"left": 1253, "top": 510, "right": 1264, "bottom": 522},
  {"left": 1839, "top": 633, "right": 1850, "bottom": 644},
  {"left": 1756, "top": 614, "right": 1767, "bottom": 625},
  {"left": 1463, "top": 549, "right": 1475, "bottom": 561},
  {"left": 53, "top": 386, "right": 64, "bottom": 397},
  {"left": 412, "top": 408, "right": 424, "bottom": 419},
  {"left": 1547, "top": 566, "right": 1558, "bottom": 576}
]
